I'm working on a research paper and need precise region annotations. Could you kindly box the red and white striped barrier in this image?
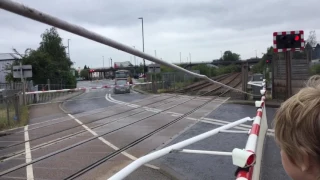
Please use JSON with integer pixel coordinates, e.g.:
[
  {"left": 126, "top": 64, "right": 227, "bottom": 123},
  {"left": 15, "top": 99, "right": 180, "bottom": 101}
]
[
  {"left": 234, "top": 80, "right": 267, "bottom": 180},
  {"left": 25, "top": 82, "right": 152, "bottom": 95}
]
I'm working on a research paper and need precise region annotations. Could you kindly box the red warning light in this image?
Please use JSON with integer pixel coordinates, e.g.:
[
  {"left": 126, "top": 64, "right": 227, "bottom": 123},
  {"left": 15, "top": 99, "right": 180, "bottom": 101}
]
[
  {"left": 246, "top": 154, "right": 255, "bottom": 166},
  {"left": 294, "top": 35, "right": 300, "bottom": 41}
]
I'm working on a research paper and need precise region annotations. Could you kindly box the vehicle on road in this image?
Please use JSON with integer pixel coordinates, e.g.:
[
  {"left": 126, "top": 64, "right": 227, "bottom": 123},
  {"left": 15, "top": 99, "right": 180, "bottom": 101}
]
[
  {"left": 113, "top": 79, "right": 130, "bottom": 94},
  {"left": 115, "top": 70, "right": 130, "bottom": 79},
  {"left": 133, "top": 74, "right": 139, "bottom": 79}
]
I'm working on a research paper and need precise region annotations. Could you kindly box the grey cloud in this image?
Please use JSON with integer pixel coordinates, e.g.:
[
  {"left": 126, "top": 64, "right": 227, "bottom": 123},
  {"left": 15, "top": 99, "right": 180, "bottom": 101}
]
[{"left": 1, "top": 0, "right": 320, "bottom": 69}]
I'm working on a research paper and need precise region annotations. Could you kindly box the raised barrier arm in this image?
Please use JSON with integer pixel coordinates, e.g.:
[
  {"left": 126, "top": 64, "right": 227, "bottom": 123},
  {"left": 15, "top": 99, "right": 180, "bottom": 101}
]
[
  {"left": 234, "top": 79, "right": 268, "bottom": 180},
  {"left": 108, "top": 117, "right": 253, "bottom": 180}
]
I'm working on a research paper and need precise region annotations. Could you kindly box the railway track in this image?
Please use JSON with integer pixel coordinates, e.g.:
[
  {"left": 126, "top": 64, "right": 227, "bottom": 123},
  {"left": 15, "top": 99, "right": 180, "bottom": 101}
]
[
  {"left": 200, "top": 72, "right": 241, "bottom": 96},
  {"left": 0, "top": 95, "right": 183, "bottom": 161},
  {"left": 0, "top": 75, "right": 242, "bottom": 179},
  {"left": 175, "top": 73, "right": 231, "bottom": 94},
  {"left": 0, "top": 94, "right": 221, "bottom": 177}
]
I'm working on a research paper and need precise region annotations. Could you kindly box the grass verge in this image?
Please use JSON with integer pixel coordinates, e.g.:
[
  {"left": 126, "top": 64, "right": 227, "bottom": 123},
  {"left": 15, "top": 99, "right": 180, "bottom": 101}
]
[{"left": 0, "top": 105, "right": 29, "bottom": 131}]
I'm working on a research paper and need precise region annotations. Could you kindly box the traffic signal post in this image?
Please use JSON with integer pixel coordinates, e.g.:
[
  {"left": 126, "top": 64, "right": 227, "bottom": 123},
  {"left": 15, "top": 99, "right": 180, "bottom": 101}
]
[{"left": 273, "top": 30, "right": 305, "bottom": 99}]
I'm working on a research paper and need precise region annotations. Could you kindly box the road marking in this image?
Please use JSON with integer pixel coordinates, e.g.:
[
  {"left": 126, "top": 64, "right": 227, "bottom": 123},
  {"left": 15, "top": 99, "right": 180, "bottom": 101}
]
[
  {"left": 24, "top": 125, "right": 34, "bottom": 180},
  {"left": 67, "top": 114, "right": 159, "bottom": 170},
  {"left": 108, "top": 94, "right": 275, "bottom": 135}
]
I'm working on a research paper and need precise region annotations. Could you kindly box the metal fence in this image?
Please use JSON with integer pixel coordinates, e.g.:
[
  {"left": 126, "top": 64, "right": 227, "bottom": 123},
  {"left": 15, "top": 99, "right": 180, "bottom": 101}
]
[
  {"left": 36, "top": 84, "right": 77, "bottom": 91},
  {"left": 0, "top": 94, "right": 21, "bottom": 130},
  {"left": 24, "top": 90, "right": 85, "bottom": 105},
  {"left": 0, "top": 88, "right": 84, "bottom": 130},
  {"left": 0, "top": 81, "right": 33, "bottom": 91},
  {"left": 141, "top": 71, "right": 200, "bottom": 93}
]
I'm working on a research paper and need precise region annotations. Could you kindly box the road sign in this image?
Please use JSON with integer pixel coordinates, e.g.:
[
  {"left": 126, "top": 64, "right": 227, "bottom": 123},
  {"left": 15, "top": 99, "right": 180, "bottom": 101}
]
[
  {"left": 13, "top": 65, "right": 32, "bottom": 78},
  {"left": 273, "top": 30, "right": 304, "bottom": 52}
]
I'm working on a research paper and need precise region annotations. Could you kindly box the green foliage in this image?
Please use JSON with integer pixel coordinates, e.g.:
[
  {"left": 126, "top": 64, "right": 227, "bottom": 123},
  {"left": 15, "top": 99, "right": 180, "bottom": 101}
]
[
  {"left": 251, "top": 46, "right": 274, "bottom": 74},
  {"left": 310, "top": 64, "right": 320, "bottom": 75},
  {"left": 80, "top": 69, "right": 89, "bottom": 79},
  {"left": 191, "top": 64, "right": 217, "bottom": 77},
  {"left": 160, "top": 65, "right": 177, "bottom": 72},
  {"left": 221, "top": 50, "right": 241, "bottom": 61},
  {"left": 7, "top": 27, "right": 76, "bottom": 87},
  {"left": 216, "top": 64, "right": 241, "bottom": 75}
]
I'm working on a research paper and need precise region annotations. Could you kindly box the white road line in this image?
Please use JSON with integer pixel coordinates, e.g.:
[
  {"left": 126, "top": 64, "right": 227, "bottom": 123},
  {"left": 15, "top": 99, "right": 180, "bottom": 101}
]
[
  {"left": 109, "top": 94, "right": 275, "bottom": 135},
  {"left": 67, "top": 114, "right": 159, "bottom": 170},
  {"left": 24, "top": 125, "right": 34, "bottom": 180}
]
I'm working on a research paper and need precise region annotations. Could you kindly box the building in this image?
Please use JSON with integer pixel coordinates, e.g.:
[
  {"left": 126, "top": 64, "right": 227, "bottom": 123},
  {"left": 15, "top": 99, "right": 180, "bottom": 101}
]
[
  {"left": 148, "top": 63, "right": 161, "bottom": 73},
  {"left": 114, "top": 61, "right": 133, "bottom": 68},
  {"left": 0, "top": 53, "right": 18, "bottom": 83}
]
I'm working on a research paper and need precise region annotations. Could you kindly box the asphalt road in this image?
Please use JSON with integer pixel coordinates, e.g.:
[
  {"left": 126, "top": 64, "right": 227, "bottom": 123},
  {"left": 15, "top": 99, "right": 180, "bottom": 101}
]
[
  {"left": 0, "top": 79, "right": 289, "bottom": 180},
  {"left": 154, "top": 103, "right": 289, "bottom": 180}
]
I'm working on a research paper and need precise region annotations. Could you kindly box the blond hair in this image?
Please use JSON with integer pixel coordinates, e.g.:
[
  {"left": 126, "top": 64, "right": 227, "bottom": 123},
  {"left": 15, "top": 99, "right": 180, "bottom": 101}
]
[{"left": 273, "top": 75, "right": 320, "bottom": 166}]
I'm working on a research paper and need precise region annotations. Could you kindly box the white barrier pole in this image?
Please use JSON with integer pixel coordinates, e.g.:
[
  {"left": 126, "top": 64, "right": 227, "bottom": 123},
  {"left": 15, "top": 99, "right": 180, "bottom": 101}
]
[
  {"left": 108, "top": 117, "right": 252, "bottom": 180},
  {"left": 0, "top": 0, "right": 256, "bottom": 96}
]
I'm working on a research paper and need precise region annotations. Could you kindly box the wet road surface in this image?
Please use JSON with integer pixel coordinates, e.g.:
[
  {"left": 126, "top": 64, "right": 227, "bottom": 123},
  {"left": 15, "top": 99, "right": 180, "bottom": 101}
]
[{"left": 0, "top": 79, "right": 288, "bottom": 180}]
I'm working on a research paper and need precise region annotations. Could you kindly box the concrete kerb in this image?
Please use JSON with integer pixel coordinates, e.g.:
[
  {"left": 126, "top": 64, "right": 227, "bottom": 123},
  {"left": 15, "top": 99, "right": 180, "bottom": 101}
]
[
  {"left": 132, "top": 85, "right": 150, "bottom": 95},
  {"left": 58, "top": 90, "right": 86, "bottom": 114}
]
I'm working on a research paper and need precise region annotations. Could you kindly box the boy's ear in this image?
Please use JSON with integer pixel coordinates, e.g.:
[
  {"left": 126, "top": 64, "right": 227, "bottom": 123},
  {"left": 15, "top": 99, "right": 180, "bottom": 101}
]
[{"left": 299, "top": 147, "right": 311, "bottom": 172}]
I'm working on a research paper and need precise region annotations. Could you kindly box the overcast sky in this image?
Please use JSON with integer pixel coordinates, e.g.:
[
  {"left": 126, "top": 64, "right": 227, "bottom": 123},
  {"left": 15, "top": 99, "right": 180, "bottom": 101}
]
[{"left": 1, "top": 0, "right": 320, "bottom": 70}]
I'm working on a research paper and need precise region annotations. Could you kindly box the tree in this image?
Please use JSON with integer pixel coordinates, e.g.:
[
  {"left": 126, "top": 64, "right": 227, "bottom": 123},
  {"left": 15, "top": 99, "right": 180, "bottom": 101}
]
[
  {"left": 307, "top": 30, "right": 317, "bottom": 47},
  {"left": 84, "top": 65, "right": 87, "bottom": 69},
  {"left": 80, "top": 69, "right": 89, "bottom": 79},
  {"left": 220, "top": 51, "right": 240, "bottom": 61},
  {"left": 7, "top": 27, "right": 76, "bottom": 88},
  {"left": 251, "top": 46, "right": 274, "bottom": 74}
]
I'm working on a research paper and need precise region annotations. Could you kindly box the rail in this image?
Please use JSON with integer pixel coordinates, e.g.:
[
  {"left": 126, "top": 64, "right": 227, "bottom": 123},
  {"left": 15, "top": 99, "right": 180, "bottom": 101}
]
[
  {"left": 0, "top": 1, "right": 268, "bottom": 179},
  {"left": 109, "top": 80, "right": 268, "bottom": 180},
  {"left": 0, "top": 0, "right": 258, "bottom": 97}
]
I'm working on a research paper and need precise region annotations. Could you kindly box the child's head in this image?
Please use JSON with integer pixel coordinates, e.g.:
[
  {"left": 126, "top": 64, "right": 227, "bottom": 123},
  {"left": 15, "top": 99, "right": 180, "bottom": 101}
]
[{"left": 273, "top": 75, "right": 320, "bottom": 180}]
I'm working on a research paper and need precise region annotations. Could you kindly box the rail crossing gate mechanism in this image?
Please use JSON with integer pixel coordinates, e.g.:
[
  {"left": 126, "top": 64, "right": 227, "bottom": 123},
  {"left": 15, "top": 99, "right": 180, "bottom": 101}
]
[
  {"left": 109, "top": 80, "right": 268, "bottom": 180},
  {"left": 273, "top": 30, "right": 305, "bottom": 99}
]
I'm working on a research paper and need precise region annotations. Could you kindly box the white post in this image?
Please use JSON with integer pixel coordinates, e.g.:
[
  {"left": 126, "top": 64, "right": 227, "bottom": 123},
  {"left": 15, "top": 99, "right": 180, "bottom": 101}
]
[{"left": 20, "top": 61, "right": 25, "bottom": 105}]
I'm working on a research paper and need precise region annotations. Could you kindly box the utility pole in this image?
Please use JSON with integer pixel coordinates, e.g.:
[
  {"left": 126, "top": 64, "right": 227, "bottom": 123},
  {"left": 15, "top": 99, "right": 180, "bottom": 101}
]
[
  {"left": 180, "top": 52, "right": 181, "bottom": 64},
  {"left": 189, "top": 53, "right": 191, "bottom": 64},
  {"left": 68, "top": 39, "right": 70, "bottom": 57},
  {"left": 102, "top": 56, "right": 104, "bottom": 68},
  {"left": 138, "top": 17, "right": 146, "bottom": 81},
  {"left": 20, "top": 61, "right": 25, "bottom": 105}
]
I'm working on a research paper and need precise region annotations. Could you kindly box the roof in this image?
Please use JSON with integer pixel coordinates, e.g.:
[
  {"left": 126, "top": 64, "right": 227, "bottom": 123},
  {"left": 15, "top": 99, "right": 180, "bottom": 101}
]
[{"left": 0, "top": 53, "right": 19, "bottom": 61}]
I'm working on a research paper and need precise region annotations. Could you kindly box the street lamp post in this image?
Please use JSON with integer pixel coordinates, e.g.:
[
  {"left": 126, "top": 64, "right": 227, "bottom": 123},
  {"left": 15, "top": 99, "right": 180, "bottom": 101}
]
[
  {"left": 138, "top": 17, "right": 146, "bottom": 81},
  {"left": 102, "top": 56, "right": 105, "bottom": 79}
]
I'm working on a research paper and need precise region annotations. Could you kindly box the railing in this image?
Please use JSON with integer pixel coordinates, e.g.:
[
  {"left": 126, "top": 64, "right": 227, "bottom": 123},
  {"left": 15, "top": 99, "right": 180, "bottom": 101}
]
[
  {"left": 23, "top": 88, "right": 85, "bottom": 105},
  {"left": 109, "top": 80, "right": 268, "bottom": 180},
  {"left": 0, "top": 94, "right": 23, "bottom": 130}
]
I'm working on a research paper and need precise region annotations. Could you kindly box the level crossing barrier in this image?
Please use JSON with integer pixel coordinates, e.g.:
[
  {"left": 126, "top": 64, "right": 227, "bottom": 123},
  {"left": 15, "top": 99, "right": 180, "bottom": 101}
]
[
  {"left": 0, "top": 1, "right": 267, "bottom": 179},
  {"left": 108, "top": 79, "right": 268, "bottom": 180},
  {"left": 24, "top": 82, "right": 152, "bottom": 95},
  {"left": 0, "top": 0, "right": 259, "bottom": 98}
]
